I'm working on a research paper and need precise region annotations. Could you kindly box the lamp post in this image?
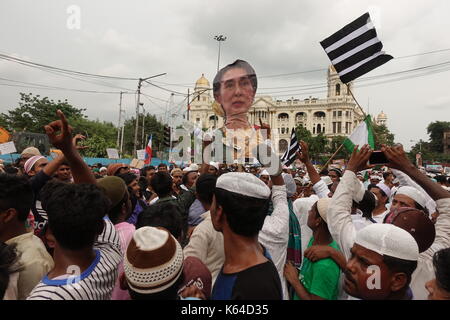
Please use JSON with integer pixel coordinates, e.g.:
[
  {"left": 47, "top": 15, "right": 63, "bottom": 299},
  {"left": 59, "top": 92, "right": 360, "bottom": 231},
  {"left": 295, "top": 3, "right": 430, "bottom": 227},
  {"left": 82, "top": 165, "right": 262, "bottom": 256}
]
[
  {"left": 213, "top": 35, "right": 227, "bottom": 128},
  {"left": 214, "top": 35, "right": 227, "bottom": 72},
  {"left": 410, "top": 139, "right": 422, "bottom": 152}
]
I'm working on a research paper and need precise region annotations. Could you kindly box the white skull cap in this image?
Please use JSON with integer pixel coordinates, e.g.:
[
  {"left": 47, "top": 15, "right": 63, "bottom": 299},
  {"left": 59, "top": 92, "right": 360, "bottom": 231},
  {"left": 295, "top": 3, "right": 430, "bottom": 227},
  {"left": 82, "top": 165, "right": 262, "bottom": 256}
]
[
  {"left": 216, "top": 172, "right": 271, "bottom": 199},
  {"left": 355, "top": 224, "right": 419, "bottom": 261}
]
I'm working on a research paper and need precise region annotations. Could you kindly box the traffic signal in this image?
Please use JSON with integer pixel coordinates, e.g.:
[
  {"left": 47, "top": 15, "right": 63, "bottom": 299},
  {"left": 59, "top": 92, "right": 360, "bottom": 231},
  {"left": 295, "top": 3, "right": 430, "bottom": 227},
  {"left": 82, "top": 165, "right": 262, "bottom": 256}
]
[{"left": 164, "top": 125, "right": 171, "bottom": 147}]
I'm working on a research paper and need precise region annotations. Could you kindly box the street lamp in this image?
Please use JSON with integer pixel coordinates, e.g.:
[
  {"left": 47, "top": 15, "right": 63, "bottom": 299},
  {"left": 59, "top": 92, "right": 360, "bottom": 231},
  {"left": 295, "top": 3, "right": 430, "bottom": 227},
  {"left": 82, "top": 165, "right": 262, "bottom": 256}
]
[
  {"left": 214, "top": 35, "right": 227, "bottom": 72},
  {"left": 410, "top": 139, "right": 422, "bottom": 152}
]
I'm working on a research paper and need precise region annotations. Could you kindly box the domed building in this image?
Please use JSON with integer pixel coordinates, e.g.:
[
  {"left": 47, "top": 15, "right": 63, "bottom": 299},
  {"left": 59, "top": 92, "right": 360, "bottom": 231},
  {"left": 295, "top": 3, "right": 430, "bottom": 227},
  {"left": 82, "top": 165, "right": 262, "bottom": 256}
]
[
  {"left": 189, "top": 74, "right": 223, "bottom": 129},
  {"left": 376, "top": 111, "right": 388, "bottom": 126},
  {"left": 188, "top": 67, "right": 386, "bottom": 154}
]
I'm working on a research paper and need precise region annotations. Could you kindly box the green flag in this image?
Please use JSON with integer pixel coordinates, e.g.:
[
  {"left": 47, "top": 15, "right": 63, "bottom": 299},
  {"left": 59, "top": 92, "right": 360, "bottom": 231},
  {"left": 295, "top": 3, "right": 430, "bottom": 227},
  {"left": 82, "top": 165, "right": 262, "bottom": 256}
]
[{"left": 343, "top": 115, "right": 375, "bottom": 152}]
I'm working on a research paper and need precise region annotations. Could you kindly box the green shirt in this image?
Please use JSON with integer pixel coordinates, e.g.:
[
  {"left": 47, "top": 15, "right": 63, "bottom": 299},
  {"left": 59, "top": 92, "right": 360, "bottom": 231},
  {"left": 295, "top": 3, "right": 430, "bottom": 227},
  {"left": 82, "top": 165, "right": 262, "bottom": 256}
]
[{"left": 293, "top": 237, "right": 341, "bottom": 300}]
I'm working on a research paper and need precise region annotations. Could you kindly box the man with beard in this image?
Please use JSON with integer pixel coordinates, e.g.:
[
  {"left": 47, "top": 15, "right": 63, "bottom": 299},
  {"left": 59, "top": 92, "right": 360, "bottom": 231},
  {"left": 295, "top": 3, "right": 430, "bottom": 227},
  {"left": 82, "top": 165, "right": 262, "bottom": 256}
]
[{"left": 344, "top": 223, "right": 419, "bottom": 300}]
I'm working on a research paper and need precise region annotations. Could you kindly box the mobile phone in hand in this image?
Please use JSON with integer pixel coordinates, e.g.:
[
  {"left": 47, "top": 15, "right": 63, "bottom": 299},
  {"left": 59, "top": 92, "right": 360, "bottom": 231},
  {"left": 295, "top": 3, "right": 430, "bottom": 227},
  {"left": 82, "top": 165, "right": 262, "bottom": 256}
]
[{"left": 369, "top": 151, "right": 388, "bottom": 165}]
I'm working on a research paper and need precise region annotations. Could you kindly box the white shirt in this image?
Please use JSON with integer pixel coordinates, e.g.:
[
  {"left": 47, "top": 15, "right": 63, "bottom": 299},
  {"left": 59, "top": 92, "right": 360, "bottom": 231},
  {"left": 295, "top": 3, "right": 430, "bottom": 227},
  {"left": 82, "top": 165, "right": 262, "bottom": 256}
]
[{"left": 258, "top": 185, "right": 290, "bottom": 300}]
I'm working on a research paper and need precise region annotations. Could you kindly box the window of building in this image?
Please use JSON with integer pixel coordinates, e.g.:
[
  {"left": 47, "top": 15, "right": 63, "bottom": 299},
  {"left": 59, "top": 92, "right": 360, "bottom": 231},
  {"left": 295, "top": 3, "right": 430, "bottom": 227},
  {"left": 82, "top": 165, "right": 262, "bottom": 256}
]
[
  {"left": 337, "top": 122, "right": 342, "bottom": 133},
  {"left": 313, "top": 126, "right": 316, "bottom": 134},
  {"left": 338, "top": 111, "right": 342, "bottom": 117},
  {"left": 333, "top": 111, "right": 337, "bottom": 118},
  {"left": 333, "top": 122, "right": 336, "bottom": 133},
  {"left": 336, "top": 84, "right": 341, "bottom": 96},
  {"left": 279, "top": 139, "right": 288, "bottom": 153}
]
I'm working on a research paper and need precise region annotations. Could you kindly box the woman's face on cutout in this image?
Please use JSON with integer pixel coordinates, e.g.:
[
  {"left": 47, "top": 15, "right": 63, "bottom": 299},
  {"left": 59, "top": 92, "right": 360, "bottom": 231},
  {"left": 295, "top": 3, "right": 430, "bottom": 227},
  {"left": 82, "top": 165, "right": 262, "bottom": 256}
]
[{"left": 215, "top": 68, "right": 255, "bottom": 117}]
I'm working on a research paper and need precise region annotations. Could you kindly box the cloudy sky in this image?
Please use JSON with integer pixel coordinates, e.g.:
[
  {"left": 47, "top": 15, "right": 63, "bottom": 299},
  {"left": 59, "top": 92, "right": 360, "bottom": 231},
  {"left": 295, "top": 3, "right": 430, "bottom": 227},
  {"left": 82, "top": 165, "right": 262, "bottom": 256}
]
[{"left": 1, "top": 0, "right": 449, "bottom": 150}]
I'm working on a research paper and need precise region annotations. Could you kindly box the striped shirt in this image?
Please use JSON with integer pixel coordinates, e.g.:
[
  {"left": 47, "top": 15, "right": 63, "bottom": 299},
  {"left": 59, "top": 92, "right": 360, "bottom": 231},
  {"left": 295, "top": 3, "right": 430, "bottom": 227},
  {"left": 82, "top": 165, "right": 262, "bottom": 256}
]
[{"left": 27, "top": 219, "right": 122, "bottom": 300}]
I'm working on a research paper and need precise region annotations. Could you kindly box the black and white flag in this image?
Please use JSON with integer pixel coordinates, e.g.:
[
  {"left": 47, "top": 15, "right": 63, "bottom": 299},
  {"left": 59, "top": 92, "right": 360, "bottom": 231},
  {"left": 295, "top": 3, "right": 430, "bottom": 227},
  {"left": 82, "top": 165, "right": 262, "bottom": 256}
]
[
  {"left": 280, "top": 128, "right": 300, "bottom": 166},
  {"left": 320, "top": 12, "right": 393, "bottom": 84}
]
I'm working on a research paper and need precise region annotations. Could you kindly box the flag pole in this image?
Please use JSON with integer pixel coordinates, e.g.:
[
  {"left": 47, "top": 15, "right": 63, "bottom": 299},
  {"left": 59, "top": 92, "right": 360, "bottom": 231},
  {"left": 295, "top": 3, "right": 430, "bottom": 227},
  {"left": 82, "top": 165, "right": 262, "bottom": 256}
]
[
  {"left": 346, "top": 84, "right": 367, "bottom": 119},
  {"left": 320, "top": 85, "right": 368, "bottom": 171},
  {"left": 321, "top": 144, "right": 344, "bottom": 172}
]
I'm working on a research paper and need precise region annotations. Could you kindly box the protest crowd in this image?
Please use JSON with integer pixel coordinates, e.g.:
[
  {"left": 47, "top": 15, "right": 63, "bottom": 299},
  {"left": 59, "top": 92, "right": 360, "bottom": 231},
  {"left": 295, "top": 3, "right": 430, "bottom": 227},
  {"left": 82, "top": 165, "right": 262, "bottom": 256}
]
[{"left": 1, "top": 53, "right": 450, "bottom": 301}]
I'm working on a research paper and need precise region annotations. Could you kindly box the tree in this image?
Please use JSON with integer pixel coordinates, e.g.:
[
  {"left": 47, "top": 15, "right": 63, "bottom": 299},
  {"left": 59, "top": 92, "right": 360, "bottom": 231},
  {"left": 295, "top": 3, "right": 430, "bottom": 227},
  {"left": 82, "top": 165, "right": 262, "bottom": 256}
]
[
  {"left": 295, "top": 125, "right": 328, "bottom": 163},
  {"left": 427, "top": 121, "right": 450, "bottom": 153},
  {"left": 373, "top": 123, "right": 395, "bottom": 149},
  {"left": 328, "top": 135, "right": 350, "bottom": 159},
  {"left": 1, "top": 93, "right": 85, "bottom": 133},
  {"left": 122, "top": 114, "right": 165, "bottom": 157},
  {"left": 69, "top": 117, "right": 118, "bottom": 158},
  {"left": 295, "top": 124, "right": 313, "bottom": 143}
]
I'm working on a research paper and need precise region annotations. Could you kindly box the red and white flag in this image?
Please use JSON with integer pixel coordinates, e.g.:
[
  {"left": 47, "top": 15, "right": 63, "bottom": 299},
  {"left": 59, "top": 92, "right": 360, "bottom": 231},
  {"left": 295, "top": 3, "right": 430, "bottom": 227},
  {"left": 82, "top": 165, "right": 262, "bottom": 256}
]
[{"left": 145, "top": 135, "right": 152, "bottom": 164}]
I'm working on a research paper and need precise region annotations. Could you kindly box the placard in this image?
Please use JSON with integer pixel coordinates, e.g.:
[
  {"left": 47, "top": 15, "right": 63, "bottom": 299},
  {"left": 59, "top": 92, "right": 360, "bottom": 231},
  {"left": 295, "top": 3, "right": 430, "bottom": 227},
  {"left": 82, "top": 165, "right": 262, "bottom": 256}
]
[
  {"left": 0, "top": 141, "right": 17, "bottom": 155},
  {"left": 136, "top": 149, "right": 146, "bottom": 160},
  {"left": 130, "top": 159, "right": 139, "bottom": 168},
  {"left": 135, "top": 160, "right": 145, "bottom": 169},
  {"left": 106, "top": 148, "right": 119, "bottom": 159}
]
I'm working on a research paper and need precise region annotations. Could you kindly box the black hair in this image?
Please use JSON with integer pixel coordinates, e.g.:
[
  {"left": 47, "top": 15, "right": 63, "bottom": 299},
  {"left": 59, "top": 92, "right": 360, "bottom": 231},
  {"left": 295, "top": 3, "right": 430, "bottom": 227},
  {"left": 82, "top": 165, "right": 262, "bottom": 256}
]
[
  {"left": 128, "top": 276, "right": 182, "bottom": 300},
  {"left": 136, "top": 202, "right": 183, "bottom": 240},
  {"left": 59, "top": 161, "right": 70, "bottom": 167},
  {"left": 383, "top": 172, "right": 393, "bottom": 180},
  {"left": 3, "top": 165, "right": 18, "bottom": 175},
  {"left": 158, "top": 163, "right": 168, "bottom": 169},
  {"left": 433, "top": 248, "right": 450, "bottom": 293},
  {"left": 329, "top": 168, "right": 342, "bottom": 177},
  {"left": 0, "top": 243, "right": 21, "bottom": 300},
  {"left": 358, "top": 191, "right": 377, "bottom": 220},
  {"left": 367, "top": 183, "right": 378, "bottom": 190},
  {"left": 150, "top": 172, "right": 173, "bottom": 198},
  {"left": 213, "top": 59, "right": 257, "bottom": 97},
  {"left": 383, "top": 255, "right": 418, "bottom": 285},
  {"left": 46, "top": 184, "right": 110, "bottom": 250},
  {"left": 196, "top": 174, "right": 217, "bottom": 205},
  {"left": 117, "top": 173, "right": 138, "bottom": 186},
  {"left": 138, "top": 176, "right": 148, "bottom": 197},
  {"left": 414, "top": 202, "right": 429, "bottom": 216},
  {"left": 107, "top": 192, "right": 130, "bottom": 225},
  {"left": 0, "top": 173, "right": 33, "bottom": 222},
  {"left": 319, "top": 169, "right": 329, "bottom": 176},
  {"left": 141, "top": 166, "right": 156, "bottom": 176},
  {"left": 40, "top": 180, "right": 66, "bottom": 211},
  {"left": 214, "top": 188, "right": 269, "bottom": 237},
  {"left": 436, "top": 175, "right": 447, "bottom": 184},
  {"left": 182, "top": 171, "right": 198, "bottom": 187},
  {"left": 368, "top": 185, "right": 390, "bottom": 204}
]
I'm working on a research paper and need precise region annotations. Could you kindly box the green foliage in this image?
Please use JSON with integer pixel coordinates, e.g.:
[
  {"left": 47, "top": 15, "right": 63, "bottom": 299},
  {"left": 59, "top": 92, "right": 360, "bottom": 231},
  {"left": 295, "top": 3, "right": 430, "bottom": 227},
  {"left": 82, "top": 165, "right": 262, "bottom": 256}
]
[
  {"left": 328, "top": 136, "right": 350, "bottom": 159},
  {"left": 408, "top": 139, "right": 450, "bottom": 164},
  {"left": 122, "top": 114, "right": 165, "bottom": 156},
  {"left": 2, "top": 93, "right": 168, "bottom": 159},
  {"left": 69, "top": 117, "right": 118, "bottom": 158},
  {"left": 427, "top": 121, "right": 450, "bottom": 153},
  {"left": 295, "top": 125, "right": 330, "bottom": 163},
  {"left": 372, "top": 123, "right": 395, "bottom": 149},
  {"left": 1, "top": 93, "right": 85, "bottom": 133},
  {"left": 79, "top": 135, "right": 116, "bottom": 158}
]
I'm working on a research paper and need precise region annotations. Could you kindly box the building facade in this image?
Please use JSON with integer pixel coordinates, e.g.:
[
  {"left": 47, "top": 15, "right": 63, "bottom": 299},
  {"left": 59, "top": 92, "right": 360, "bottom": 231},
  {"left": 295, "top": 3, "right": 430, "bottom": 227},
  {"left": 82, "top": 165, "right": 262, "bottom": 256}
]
[{"left": 189, "top": 66, "right": 386, "bottom": 153}]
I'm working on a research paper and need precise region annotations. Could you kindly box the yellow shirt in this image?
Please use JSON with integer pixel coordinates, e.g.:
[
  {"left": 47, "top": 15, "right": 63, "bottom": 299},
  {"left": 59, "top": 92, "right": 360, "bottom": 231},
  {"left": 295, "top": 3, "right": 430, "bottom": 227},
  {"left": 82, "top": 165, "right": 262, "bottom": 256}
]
[{"left": 6, "top": 232, "right": 54, "bottom": 300}]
